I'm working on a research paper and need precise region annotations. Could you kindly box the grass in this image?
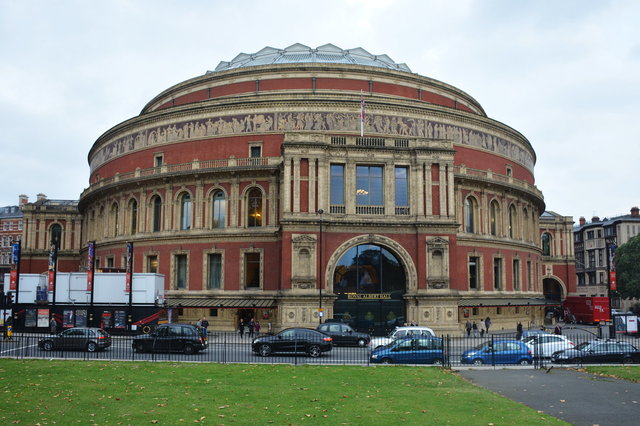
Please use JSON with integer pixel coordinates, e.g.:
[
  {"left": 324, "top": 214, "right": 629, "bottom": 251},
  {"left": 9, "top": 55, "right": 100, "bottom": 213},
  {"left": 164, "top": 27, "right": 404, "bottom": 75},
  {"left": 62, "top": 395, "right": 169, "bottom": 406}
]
[
  {"left": 584, "top": 365, "right": 640, "bottom": 382},
  {"left": 0, "top": 359, "right": 563, "bottom": 425}
]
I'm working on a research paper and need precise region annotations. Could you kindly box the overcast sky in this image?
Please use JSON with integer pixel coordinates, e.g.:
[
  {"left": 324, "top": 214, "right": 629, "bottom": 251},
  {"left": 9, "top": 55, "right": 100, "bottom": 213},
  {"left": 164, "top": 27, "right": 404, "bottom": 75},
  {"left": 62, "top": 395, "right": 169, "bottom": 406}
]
[{"left": 1, "top": 0, "right": 638, "bottom": 221}]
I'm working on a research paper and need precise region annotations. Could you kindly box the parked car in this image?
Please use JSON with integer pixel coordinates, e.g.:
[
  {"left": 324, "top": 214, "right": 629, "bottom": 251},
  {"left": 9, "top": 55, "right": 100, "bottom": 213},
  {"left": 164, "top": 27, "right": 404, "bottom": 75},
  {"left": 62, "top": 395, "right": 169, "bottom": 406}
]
[
  {"left": 317, "top": 323, "right": 370, "bottom": 347},
  {"left": 523, "top": 334, "right": 574, "bottom": 358},
  {"left": 520, "top": 329, "right": 548, "bottom": 340},
  {"left": 551, "top": 340, "right": 640, "bottom": 364},
  {"left": 132, "top": 323, "right": 207, "bottom": 355},
  {"left": 370, "top": 337, "right": 444, "bottom": 365},
  {"left": 39, "top": 327, "right": 112, "bottom": 352},
  {"left": 252, "top": 328, "right": 333, "bottom": 357},
  {"left": 461, "top": 340, "right": 533, "bottom": 365},
  {"left": 369, "top": 326, "right": 436, "bottom": 349}
]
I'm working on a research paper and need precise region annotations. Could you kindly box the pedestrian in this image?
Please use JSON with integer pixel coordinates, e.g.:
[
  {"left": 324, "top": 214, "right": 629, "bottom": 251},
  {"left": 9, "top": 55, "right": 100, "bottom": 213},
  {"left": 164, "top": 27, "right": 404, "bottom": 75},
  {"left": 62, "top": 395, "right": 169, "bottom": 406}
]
[
  {"left": 472, "top": 321, "right": 478, "bottom": 337},
  {"left": 248, "top": 318, "right": 255, "bottom": 338},
  {"left": 465, "top": 320, "right": 472, "bottom": 337},
  {"left": 554, "top": 324, "right": 562, "bottom": 335},
  {"left": 516, "top": 322, "right": 523, "bottom": 340},
  {"left": 50, "top": 316, "right": 57, "bottom": 334},
  {"left": 238, "top": 319, "right": 245, "bottom": 339},
  {"left": 267, "top": 322, "right": 272, "bottom": 334},
  {"left": 200, "top": 317, "right": 209, "bottom": 338},
  {"left": 480, "top": 328, "right": 485, "bottom": 338},
  {"left": 484, "top": 317, "right": 491, "bottom": 334},
  {"left": 254, "top": 320, "right": 261, "bottom": 337}
]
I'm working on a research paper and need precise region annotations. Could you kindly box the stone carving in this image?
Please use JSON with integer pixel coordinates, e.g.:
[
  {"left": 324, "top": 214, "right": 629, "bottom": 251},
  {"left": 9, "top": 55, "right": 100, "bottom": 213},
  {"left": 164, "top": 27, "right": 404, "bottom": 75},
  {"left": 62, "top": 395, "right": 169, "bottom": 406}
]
[{"left": 91, "top": 111, "right": 534, "bottom": 173}]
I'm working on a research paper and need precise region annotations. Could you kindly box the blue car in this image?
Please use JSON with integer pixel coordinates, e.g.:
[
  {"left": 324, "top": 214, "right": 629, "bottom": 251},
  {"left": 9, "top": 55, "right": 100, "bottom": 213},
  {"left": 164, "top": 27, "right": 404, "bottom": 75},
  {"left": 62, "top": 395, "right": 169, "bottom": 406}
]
[
  {"left": 461, "top": 340, "right": 532, "bottom": 365},
  {"left": 370, "top": 337, "right": 444, "bottom": 365}
]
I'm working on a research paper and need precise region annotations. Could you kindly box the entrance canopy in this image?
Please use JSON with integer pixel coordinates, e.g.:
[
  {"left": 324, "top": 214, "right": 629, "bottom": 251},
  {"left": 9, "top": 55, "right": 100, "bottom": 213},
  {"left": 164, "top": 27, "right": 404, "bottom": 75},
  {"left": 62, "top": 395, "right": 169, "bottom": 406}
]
[{"left": 166, "top": 298, "right": 276, "bottom": 309}]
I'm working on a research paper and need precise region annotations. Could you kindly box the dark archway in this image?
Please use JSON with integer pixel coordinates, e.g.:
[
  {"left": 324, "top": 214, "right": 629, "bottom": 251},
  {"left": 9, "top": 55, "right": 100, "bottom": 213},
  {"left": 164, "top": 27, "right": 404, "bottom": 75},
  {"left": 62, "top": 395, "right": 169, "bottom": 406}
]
[
  {"left": 543, "top": 278, "right": 564, "bottom": 301},
  {"left": 332, "top": 244, "right": 407, "bottom": 335}
]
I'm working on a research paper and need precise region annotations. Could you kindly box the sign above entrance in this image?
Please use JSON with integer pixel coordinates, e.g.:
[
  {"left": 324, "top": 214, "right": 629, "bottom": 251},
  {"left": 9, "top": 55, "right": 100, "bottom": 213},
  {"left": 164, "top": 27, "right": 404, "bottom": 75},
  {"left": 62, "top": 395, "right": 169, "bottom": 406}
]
[{"left": 346, "top": 293, "right": 391, "bottom": 300}]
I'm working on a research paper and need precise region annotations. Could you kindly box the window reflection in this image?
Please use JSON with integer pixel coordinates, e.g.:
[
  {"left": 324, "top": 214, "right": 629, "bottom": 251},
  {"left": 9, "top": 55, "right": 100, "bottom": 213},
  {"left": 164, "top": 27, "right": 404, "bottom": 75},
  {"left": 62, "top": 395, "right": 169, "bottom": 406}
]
[{"left": 333, "top": 244, "right": 405, "bottom": 294}]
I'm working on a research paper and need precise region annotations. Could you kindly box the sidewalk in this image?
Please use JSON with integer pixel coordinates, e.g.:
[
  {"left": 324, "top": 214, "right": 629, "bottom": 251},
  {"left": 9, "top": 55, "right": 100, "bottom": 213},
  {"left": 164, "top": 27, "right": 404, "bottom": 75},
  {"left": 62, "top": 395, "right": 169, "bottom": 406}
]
[{"left": 457, "top": 367, "right": 640, "bottom": 426}]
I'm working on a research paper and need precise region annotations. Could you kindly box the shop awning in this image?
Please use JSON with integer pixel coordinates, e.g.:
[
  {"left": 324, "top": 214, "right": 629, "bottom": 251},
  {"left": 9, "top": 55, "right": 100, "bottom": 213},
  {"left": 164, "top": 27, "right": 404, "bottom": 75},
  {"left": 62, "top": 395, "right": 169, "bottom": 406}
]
[
  {"left": 165, "top": 298, "right": 277, "bottom": 309},
  {"left": 458, "top": 298, "right": 561, "bottom": 308}
]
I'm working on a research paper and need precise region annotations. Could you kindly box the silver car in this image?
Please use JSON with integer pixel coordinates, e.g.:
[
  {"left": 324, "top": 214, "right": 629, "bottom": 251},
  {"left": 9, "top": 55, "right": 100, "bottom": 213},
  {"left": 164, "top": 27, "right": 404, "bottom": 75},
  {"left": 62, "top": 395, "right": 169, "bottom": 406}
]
[{"left": 523, "top": 334, "right": 574, "bottom": 358}]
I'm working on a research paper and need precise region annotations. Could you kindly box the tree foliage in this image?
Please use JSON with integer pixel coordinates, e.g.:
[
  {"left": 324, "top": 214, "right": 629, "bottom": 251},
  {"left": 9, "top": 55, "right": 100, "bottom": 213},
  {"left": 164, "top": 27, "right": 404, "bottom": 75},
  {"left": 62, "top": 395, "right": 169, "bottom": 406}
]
[{"left": 615, "top": 234, "right": 640, "bottom": 299}]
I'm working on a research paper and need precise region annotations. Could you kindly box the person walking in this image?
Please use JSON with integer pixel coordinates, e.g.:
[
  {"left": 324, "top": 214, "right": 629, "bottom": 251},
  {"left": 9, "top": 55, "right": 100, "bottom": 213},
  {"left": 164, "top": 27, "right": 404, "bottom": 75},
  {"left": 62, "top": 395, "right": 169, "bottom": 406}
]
[
  {"left": 472, "top": 321, "right": 478, "bottom": 337},
  {"left": 465, "top": 320, "right": 472, "bottom": 337},
  {"left": 200, "top": 317, "right": 209, "bottom": 338},
  {"left": 254, "top": 320, "right": 261, "bottom": 337},
  {"left": 50, "top": 316, "right": 57, "bottom": 334},
  {"left": 238, "top": 318, "right": 245, "bottom": 339},
  {"left": 516, "top": 322, "right": 523, "bottom": 340},
  {"left": 484, "top": 317, "right": 491, "bottom": 334},
  {"left": 248, "top": 318, "right": 255, "bottom": 338}
]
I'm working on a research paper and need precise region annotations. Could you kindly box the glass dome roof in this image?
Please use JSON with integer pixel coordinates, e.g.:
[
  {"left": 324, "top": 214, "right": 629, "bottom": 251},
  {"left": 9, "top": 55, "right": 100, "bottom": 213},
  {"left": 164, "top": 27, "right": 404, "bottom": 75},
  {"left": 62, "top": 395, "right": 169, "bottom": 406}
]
[{"left": 209, "top": 43, "right": 412, "bottom": 74}]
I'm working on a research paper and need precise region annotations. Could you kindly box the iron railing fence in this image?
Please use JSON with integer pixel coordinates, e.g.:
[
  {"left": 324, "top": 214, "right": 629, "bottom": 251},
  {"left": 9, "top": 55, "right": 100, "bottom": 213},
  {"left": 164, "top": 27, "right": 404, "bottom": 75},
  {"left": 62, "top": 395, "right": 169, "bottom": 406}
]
[{"left": 1, "top": 330, "right": 638, "bottom": 367}]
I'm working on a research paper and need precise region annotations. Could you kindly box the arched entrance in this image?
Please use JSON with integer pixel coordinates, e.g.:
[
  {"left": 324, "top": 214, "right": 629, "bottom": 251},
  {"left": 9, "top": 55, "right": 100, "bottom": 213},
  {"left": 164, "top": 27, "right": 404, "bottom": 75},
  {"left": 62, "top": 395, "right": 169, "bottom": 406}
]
[
  {"left": 331, "top": 243, "right": 407, "bottom": 335},
  {"left": 543, "top": 277, "right": 564, "bottom": 302}
]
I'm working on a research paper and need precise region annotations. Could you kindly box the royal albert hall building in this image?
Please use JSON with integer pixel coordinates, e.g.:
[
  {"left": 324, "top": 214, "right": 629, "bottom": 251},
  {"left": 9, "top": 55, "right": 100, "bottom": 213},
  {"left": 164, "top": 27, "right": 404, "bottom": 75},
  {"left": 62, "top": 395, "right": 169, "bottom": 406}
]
[{"left": 78, "top": 44, "right": 568, "bottom": 334}]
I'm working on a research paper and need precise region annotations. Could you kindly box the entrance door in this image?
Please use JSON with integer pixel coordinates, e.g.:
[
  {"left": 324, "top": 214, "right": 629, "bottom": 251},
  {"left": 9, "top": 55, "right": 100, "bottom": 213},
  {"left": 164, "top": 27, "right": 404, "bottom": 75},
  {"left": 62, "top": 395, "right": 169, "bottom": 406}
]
[{"left": 332, "top": 243, "right": 408, "bottom": 336}]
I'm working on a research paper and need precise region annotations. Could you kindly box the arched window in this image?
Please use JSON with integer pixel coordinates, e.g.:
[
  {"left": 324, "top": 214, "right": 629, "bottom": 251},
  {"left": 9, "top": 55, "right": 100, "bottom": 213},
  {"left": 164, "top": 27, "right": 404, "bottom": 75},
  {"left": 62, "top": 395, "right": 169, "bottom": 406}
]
[
  {"left": 111, "top": 203, "right": 119, "bottom": 237},
  {"left": 247, "top": 188, "right": 262, "bottom": 227},
  {"left": 542, "top": 232, "right": 552, "bottom": 256},
  {"left": 522, "top": 208, "right": 529, "bottom": 241},
  {"left": 490, "top": 200, "right": 500, "bottom": 236},
  {"left": 180, "top": 192, "right": 192, "bottom": 230},
  {"left": 464, "top": 196, "right": 477, "bottom": 233},
  {"left": 508, "top": 205, "right": 517, "bottom": 239},
  {"left": 152, "top": 196, "right": 162, "bottom": 232},
  {"left": 50, "top": 224, "right": 62, "bottom": 249},
  {"left": 333, "top": 244, "right": 406, "bottom": 294},
  {"left": 212, "top": 190, "right": 226, "bottom": 228},
  {"left": 129, "top": 199, "right": 138, "bottom": 234}
]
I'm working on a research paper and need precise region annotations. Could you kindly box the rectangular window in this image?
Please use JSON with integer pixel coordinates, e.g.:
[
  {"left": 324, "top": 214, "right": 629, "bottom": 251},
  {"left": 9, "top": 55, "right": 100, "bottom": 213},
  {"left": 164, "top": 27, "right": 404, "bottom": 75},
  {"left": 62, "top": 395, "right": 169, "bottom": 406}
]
[
  {"left": 513, "top": 259, "right": 520, "bottom": 291},
  {"left": 469, "top": 256, "right": 479, "bottom": 290},
  {"left": 330, "top": 164, "right": 345, "bottom": 207},
  {"left": 8, "top": 222, "right": 13, "bottom": 231},
  {"left": 208, "top": 253, "right": 222, "bottom": 289},
  {"left": 250, "top": 146, "right": 261, "bottom": 158},
  {"left": 587, "top": 230, "right": 594, "bottom": 240},
  {"left": 244, "top": 253, "right": 260, "bottom": 288},
  {"left": 493, "top": 258, "right": 502, "bottom": 290},
  {"left": 395, "top": 166, "right": 409, "bottom": 215},
  {"left": 356, "top": 165, "right": 384, "bottom": 214},
  {"left": 147, "top": 255, "right": 158, "bottom": 273},
  {"left": 154, "top": 154, "right": 164, "bottom": 167},
  {"left": 106, "top": 257, "right": 114, "bottom": 268},
  {"left": 588, "top": 250, "right": 596, "bottom": 268},
  {"left": 527, "top": 261, "right": 532, "bottom": 291},
  {"left": 209, "top": 309, "right": 218, "bottom": 317},
  {"left": 175, "top": 254, "right": 187, "bottom": 289}
]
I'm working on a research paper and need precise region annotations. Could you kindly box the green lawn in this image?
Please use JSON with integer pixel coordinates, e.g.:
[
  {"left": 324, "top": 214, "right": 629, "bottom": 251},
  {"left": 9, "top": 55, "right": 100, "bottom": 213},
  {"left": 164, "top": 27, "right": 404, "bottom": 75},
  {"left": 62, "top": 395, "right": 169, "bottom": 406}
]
[
  {"left": 0, "top": 359, "right": 562, "bottom": 424},
  {"left": 584, "top": 365, "right": 640, "bottom": 382}
]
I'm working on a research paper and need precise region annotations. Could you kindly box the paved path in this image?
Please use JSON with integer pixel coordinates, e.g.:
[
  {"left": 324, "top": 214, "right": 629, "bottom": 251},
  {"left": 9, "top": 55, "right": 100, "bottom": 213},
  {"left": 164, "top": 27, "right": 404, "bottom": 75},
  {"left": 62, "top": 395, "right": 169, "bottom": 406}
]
[{"left": 457, "top": 367, "right": 640, "bottom": 425}]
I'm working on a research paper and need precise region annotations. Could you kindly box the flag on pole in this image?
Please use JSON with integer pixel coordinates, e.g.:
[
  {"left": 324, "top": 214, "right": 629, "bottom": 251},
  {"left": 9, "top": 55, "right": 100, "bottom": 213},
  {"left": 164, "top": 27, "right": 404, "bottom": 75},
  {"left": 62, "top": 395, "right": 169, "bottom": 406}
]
[{"left": 360, "top": 90, "right": 365, "bottom": 137}]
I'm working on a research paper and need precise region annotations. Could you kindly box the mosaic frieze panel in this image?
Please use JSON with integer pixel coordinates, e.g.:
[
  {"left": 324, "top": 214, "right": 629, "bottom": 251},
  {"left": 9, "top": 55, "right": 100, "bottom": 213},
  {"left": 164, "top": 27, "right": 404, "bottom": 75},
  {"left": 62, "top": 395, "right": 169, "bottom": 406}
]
[{"left": 90, "top": 111, "right": 534, "bottom": 172}]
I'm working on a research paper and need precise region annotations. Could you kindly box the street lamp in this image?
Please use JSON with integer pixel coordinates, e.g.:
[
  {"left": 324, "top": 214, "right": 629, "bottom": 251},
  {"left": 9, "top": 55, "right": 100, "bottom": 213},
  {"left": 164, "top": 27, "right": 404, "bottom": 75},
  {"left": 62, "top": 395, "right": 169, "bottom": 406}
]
[
  {"left": 605, "top": 234, "right": 617, "bottom": 339},
  {"left": 317, "top": 209, "right": 324, "bottom": 324}
]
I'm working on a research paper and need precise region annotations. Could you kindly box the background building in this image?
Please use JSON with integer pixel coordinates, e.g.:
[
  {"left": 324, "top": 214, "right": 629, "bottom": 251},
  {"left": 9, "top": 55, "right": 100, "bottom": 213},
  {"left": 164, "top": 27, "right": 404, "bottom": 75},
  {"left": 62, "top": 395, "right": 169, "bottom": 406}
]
[
  {"left": 0, "top": 196, "right": 26, "bottom": 287},
  {"left": 573, "top": 207, "right": 640, "bottom": 310},
  {"left": 71, "top": 44, "right": 561, "bottom": 334}
]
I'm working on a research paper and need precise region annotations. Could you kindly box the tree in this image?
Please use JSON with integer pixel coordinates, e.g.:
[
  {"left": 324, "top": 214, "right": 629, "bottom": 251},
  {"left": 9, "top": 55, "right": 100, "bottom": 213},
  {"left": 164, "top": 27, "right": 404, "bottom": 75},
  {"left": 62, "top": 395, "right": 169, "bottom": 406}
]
[{"left": 615, "top": 234, "right": 640, "bottom": 299}]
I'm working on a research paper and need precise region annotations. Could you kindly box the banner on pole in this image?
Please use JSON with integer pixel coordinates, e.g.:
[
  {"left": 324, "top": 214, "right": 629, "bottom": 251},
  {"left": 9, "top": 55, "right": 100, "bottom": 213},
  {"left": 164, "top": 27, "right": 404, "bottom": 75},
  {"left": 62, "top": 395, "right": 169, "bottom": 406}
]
[{"left": 125, "top": 242, "right": 133, "bottom": 293}]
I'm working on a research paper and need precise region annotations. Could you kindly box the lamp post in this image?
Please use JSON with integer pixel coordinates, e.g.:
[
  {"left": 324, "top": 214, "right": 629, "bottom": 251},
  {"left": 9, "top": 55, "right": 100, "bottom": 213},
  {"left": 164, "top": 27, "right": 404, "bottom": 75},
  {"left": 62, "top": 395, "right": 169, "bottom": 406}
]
[
  {"left": 605, "top": 235, "right": 617, "bottom": 339},
  {"left": 317, "top": 209, "right": 324, "bottom": 324}
]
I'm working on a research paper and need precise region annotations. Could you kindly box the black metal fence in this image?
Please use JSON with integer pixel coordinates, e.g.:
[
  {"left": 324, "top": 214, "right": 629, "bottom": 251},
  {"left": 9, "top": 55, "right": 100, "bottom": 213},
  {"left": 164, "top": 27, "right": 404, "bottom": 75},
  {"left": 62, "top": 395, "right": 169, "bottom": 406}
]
[{"left": 1, "top": 329, "right": 638, "bottom": 367}]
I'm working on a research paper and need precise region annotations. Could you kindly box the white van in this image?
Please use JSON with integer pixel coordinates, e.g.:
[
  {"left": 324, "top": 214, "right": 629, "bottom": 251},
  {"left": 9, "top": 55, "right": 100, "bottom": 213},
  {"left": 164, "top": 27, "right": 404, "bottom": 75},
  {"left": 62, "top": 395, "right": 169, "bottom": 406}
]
[{"left": 368, "top": 326, "right": 436, "bottom": 349}]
